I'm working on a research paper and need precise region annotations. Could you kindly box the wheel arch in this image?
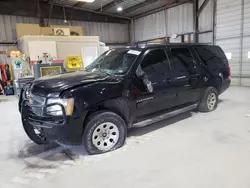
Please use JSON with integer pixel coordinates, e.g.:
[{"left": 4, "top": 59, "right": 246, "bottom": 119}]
[
  {"left": 208, "top": 76, "right": 222, "bottom": 93},
  {"left": 85, "top": 98, "right": 130, "bottom": 126}
]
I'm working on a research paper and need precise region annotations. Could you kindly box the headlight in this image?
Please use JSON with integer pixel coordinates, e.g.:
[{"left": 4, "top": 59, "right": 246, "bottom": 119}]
[{"left": 46, "top": 98, "right": 74, "bottom": 116}]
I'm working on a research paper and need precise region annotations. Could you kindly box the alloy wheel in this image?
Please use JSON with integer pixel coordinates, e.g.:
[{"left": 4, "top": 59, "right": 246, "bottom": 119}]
[
  {"left": 92, "top": 122, "right": 120, "bottom": 151},
  {"left": 207, "top": 92, "right": 217, "bottom": 110}
]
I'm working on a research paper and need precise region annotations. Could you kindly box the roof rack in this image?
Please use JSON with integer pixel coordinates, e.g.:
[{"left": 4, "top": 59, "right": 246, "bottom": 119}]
[{"left": 126, "top": 42, "right": 212, "bottom": 48}]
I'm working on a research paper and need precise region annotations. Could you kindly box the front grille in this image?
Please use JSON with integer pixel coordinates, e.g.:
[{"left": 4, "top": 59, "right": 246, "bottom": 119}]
[{"left": 26, "top": 93, "right": 46, "bottom": 116}]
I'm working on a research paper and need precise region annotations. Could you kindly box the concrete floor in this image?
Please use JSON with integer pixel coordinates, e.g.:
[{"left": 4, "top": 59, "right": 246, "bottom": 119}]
[{"left": 1, "top": 86, "right": 250, "bottom": 188}]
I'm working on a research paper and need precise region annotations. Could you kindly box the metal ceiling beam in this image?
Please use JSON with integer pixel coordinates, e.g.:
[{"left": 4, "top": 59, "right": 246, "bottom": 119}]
[
  {"left": 73, "top": 1, "right": 86, "bottom": 7},
  {"left": 120, "top": 0, "right": 158, "bottom": 15},
  {"left": 96, "top": 0, "right": 124, "bottom": 12},
  {"left": 52, "top": 1, "right": 131, "bottom": 21},
  {"left": 197, "top": 0, "right": 210, "bottom": 17},
  {"left": 133, "top": 0, "right": 192, "bottom": 19}
]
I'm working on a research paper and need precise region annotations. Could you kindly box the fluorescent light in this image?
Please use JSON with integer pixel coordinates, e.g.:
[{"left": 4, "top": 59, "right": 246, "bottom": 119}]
[
  {"left": 248, "top": 51, "right": 250, "bottom": 59},
  {"left": 77, "top": 0, "right": 95, "bottom": 2},
  {"left": 117, "top": 7, "right": 123, "bottom": 12}
]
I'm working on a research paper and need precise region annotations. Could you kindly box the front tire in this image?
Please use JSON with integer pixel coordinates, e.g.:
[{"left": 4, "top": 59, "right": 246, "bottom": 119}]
[
  {"left": 198, "top": 87, "right": 218, "bottom": 112},
  {"left": 83, "top": 111, "right": 127, "bottom": 155}
]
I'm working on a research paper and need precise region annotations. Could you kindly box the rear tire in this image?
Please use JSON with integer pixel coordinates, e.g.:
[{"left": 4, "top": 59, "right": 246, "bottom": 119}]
[
  {"left": 198, "top": 87, "right": 218, "bottom": 112},
  {"left": 83, "top": 111, "right": 127, "bottom": 155}
]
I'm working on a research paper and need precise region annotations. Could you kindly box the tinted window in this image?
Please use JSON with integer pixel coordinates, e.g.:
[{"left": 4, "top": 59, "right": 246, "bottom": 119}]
[
  {"left": 141, "top": 49, "right": 170, "bottom": 75},
  {"left": 194, "top": 46, "right": 228, "bottom": 68},
  {"left": 170, "top": 48, "right": 194, "bottom": 72}
]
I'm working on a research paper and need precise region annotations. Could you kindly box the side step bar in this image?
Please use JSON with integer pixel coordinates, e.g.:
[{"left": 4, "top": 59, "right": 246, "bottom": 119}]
[{"left": 133, "top": 103, "right": 198, "bottom": 127}]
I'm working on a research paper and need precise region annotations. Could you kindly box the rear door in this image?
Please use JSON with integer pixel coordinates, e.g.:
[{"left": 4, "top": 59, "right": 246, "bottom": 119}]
[
  {"left": 168, "top": 47, "right": 202, "bottom": 106},
  {"left": 194, "top": 46, "right": 230, "bottom": 80}
]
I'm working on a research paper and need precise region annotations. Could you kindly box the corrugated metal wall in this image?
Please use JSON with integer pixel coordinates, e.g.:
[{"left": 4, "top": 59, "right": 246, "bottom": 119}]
[
  {"left": 166, "top": 3, "right": 194, "bottom": 36},
  {"left": 0, "top": 14, "right": 129, "bottom": 64},
  {"left": 134, "top": 11, "right": 166, "bottom": 42},
  {"left": 216, "top": 0, "right": 250, "bottom": 86},
  {"left": 134, "top": 3, "right": 194, "bottom": 42},
  {"left": 198, "top": 0, "right": 214, "bottom": 44},
  {"left": 199, "top": 0, "right": 213, "bottom": 32},
  {"left": 241, "top": 0, "right": 250, "bottom": 86}
]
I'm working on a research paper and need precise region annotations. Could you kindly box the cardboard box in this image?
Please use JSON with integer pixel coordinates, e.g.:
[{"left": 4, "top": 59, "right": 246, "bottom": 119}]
[
  {"left": 51, "top": 25, "right": 83, "bottom": 36},
  {"left": 16, "top": 24, "right": 83, "bottom": 39},
  {"left": 16, "top": 24, "right": 41, "bottom": 39}
]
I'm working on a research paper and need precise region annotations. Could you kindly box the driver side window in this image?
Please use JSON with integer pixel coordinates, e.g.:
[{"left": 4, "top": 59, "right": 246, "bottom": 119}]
[{"left": 140, "top": 49, "right": 170, "bottom": 75}]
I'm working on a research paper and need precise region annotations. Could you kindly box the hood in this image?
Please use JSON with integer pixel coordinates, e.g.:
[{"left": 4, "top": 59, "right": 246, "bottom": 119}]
[{"left": 31, "top": 71, "right": 109, "bottom": 96}]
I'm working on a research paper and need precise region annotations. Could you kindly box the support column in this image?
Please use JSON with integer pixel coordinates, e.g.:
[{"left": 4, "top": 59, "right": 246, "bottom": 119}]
[{"left": 193, "top": 0, "right": 199, "bottom": 43}]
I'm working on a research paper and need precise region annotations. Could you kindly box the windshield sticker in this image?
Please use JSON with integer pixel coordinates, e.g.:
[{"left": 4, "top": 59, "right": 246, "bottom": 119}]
[{"left": 127, "top": 50, "right": 141, "bottom": 56}]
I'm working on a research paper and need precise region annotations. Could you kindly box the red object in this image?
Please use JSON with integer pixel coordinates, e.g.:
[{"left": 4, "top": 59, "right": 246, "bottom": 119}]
[
  {"left": 30, "top": 59, "right": 64, "bottom": 64},
  {"left": 0, "top": 64, "right": 7, "bottom": 82},
  {"left": 52, "top": 59, "right": 64, "bottom": 63}
]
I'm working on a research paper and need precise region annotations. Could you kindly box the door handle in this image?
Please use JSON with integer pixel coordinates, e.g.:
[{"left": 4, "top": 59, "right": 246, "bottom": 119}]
[
  {"left": 175, "top": 76, "right": 186, "bottom": 80},
  {"left": 193, "top": 74, "right": 201, "bottom": 79},
  {"left": 166, "top": 78, "right": 172, "bottom": 83}
]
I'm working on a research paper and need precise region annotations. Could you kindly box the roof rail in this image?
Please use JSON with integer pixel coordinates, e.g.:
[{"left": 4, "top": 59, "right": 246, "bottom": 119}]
[{"left": 125, "top": 42, "right": 212, "bottom": 48}]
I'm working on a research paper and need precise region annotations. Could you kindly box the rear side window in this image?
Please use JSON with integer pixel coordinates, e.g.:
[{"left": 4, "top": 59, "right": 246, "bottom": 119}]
[
  {"left": 170, "top": 48, "right": 194, "bottom": 72},
  {"left": 194, "top": 46, "right": 228, "bottom": 68},
  {"left": 141, "top": 49, "right": 171, "bottom": 75}
]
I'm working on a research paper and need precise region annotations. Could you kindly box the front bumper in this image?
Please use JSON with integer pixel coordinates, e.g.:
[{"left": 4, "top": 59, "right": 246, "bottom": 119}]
[{"left": 21, "top": 100, "right": 86, "bottom": 145}]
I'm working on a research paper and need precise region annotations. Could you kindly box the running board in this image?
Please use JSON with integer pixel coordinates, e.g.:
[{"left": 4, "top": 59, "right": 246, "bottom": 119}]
[{"left": 133, "top": 103, "right": 198, "bottom": 127}]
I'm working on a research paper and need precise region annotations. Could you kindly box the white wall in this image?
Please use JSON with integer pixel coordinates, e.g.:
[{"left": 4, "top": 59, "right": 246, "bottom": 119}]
[
  {"left": 132, "top": 1, "right": 215, "bottom": 44},
  {"left": 133, "top": 3, "right": 194, "bottom": 42},
  {"left": 198, "top": 0, "right": 214, "bottom": 32},
  {"left": 216, "top": 0, "right": 250, "bottom": 86},
  {"left": 134, "top": 11, "right": 166, "bottom": 42},
  {"left": 198, "top": 0, "right": 214, "bottom": 44}
]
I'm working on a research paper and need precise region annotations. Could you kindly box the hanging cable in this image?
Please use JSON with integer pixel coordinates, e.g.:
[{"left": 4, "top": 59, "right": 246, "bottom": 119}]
[
  {"left": 48, "top": 0, "right": 55, "bottom": 26},
  {"left": 101, "top": 0, "right": 104, "bottom": 12},
  {"left": 63, "top": 7, "right": 67, "bottom": 23}
]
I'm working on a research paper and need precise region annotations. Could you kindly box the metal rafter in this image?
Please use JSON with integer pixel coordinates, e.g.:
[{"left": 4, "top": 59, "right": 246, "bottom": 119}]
[
  {"left": 96, "top": 0, "right": 124, "bottom": 12},
  {"left": 197, "top": 0, "right": 210, "bottom": 17},
  {"left": 0, "top": 0, "right": 130, "bottom": 23},
  {"left": 119, "top": 0, "right": 158, "bottom": 15},
  {"left": 73, "top": 1, "right": 86, "bottom": 7}
]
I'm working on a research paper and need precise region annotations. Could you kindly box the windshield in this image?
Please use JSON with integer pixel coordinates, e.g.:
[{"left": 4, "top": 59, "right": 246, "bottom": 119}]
[{"left": 85, "top": 49, "right": 141, "bottom": 75}]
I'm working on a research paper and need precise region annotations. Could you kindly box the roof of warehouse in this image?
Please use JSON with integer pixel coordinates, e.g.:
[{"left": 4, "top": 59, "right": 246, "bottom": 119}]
[
  {"left": 51, "top": 0, "right": 190, "bottom": 19},
  {"left": 0, "top": 0, "right": 191, "bottom": 24}
]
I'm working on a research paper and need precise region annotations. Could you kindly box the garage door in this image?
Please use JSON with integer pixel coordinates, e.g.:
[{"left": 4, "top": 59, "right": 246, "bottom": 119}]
[{"left": 216, "top": 0, "right": 250, "bottom": 86}]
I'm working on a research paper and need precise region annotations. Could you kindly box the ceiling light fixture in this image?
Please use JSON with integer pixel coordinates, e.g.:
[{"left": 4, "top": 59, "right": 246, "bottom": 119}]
[
  {"left": 77, "top": 0, "right": 95, "bottom": 3},
  {"left": 117, "top": 7, "right": 123, "bottom": 12}
]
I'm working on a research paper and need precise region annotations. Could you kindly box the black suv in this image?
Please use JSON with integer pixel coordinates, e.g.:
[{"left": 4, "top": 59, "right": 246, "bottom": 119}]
[{"left": 19, "top": 44, "right": 231, "bottom": 154}]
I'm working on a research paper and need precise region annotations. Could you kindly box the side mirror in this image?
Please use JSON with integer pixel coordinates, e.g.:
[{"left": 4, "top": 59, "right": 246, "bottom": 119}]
[
  {"left": 136, "top": 65, "right": 153, "bottom": 93},
  {"left": 140, "top": 74, "right": 153, "bottom": 93}
]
